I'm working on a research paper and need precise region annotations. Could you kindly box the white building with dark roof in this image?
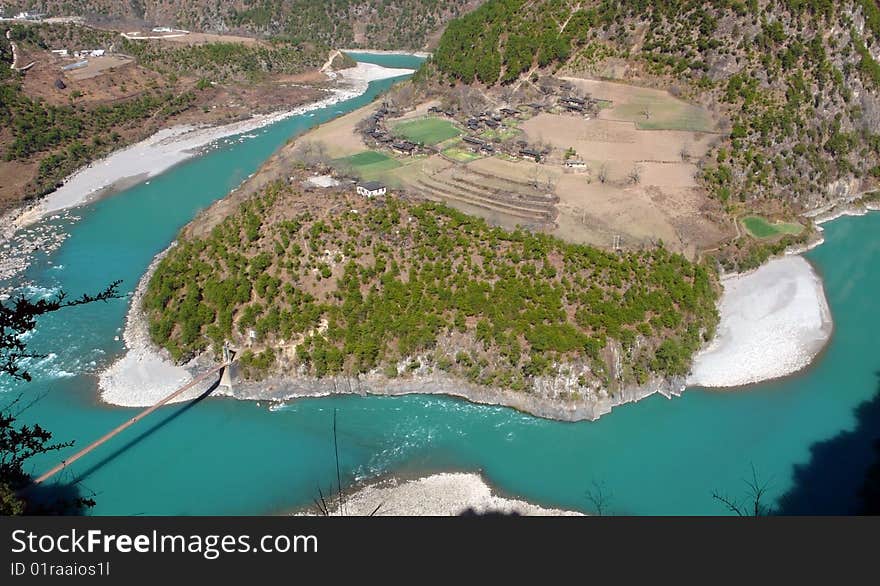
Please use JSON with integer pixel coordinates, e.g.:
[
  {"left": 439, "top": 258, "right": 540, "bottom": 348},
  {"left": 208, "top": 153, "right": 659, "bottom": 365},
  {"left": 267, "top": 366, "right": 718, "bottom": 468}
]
[{"left": 356, "top": 181, "right": 387, "bottom": 198}]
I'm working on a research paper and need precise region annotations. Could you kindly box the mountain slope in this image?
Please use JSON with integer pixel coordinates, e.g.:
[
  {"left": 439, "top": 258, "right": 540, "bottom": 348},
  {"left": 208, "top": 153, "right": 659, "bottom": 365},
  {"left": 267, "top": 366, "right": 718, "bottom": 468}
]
[
  {"left": 426, "top": 0, "right": 880, "bottom": 214},
  {"left": 13, "top": 1, "right": 483, "bottom": 50}
]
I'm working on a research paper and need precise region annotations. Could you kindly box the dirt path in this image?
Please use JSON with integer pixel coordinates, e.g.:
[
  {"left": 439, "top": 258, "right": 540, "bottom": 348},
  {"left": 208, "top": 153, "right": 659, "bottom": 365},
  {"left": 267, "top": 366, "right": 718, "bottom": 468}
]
[{"left": 7, "top": 30, "right": 18, "bottom": 70}]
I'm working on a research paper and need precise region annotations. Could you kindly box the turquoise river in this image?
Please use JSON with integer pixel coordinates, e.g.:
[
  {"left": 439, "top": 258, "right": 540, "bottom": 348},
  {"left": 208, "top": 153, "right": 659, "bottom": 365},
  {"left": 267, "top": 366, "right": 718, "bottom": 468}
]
[{"left": 3, "top": 53, "right": 879, "bottom": 515}]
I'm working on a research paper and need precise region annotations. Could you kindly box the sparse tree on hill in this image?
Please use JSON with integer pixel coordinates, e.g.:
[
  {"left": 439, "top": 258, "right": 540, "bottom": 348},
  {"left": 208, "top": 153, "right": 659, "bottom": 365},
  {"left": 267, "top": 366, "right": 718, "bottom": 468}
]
[
  {"left": 628, "top": 165, "right": 641, "bottom": 185},
  {"left": 392, "top": 83, "right": 416, "bottom": 109},
  {"left": 679, "top": 144, "right": 691, "bottom": 161},
  {"left": 294, "top": 140, "right": 330, "bottom": 167},
  {"left": 455, "top": 85, "right": 486, "bottom": 116}
]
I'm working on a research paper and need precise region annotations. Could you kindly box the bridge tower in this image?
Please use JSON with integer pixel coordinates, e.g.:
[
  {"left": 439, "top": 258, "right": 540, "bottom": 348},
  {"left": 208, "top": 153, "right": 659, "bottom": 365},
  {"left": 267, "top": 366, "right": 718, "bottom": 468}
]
[{"left": 219, "top": 341, "right": 237, "bottom": 390}]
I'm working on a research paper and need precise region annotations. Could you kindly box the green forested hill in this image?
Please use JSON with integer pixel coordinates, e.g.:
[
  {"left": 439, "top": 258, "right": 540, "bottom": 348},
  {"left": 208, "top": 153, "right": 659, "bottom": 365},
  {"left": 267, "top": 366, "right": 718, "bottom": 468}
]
[
  {"left": 145, "top": 183, "right": 718, "bottom": 390},
  {"left": 427, "top": 0, "right": 880, "bottom": 211}
]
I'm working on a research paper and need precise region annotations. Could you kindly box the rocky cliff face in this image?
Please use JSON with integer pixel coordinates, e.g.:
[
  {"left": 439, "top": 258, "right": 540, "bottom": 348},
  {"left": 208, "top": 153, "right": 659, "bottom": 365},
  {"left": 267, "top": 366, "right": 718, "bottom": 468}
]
[{"left": 219, "top": 364, "right": 685, "bottom": 422}]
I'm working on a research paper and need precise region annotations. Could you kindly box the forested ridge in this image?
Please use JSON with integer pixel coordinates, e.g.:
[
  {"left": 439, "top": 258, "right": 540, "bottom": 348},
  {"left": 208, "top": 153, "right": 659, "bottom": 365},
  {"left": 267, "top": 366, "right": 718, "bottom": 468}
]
[
  {"left": 426, "top": 0, "right": 880, "bottom": 213},
  {"left": 144, "top": 183, "right": 718, "bottom": 394},
  {"left": 118, "top": 38, "right": 326, "bottom": 82},
  {"left": 0, "top": 22, "right": 325, "bottom": 201},
  {"left": 16, "top": 0, "right": 481, "bottom": 50}
]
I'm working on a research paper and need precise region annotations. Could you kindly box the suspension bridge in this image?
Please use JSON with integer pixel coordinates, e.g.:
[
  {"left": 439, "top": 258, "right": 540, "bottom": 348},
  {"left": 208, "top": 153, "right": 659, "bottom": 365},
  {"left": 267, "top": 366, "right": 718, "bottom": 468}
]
[{"left": 31, "top": 345, "right": 237, "bottom": 486}]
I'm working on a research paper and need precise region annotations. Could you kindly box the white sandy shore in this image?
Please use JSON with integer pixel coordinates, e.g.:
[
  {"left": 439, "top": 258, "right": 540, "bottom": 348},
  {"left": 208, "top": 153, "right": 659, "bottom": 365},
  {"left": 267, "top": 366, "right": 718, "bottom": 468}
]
[
  {"left": 688, "top": 255, "right": 833, "bottom": 388},
  {"left": 2, "top": 61, "right": 414, "bottom": 241},
  {"left": 98, "top": 245, "right": 215, "bottom": 407},
  {"left": 331, "top": 61, "right": 414, "bottom": 85},
  {"left": 304, "top": 473, "right": 582, "bottom": 516}
]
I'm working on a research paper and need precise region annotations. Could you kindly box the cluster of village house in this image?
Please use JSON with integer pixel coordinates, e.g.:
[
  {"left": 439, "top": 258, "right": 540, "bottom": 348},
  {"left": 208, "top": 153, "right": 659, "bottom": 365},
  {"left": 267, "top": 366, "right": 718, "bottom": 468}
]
[
  {"left": 362, "top": 103, "right": 421, "bottom": 156},
  {"left": 0, "top": 11, "right": 44, "bottom": 21},
  {"left": 46, "top": 26, "right": 176, "bottom": 69},
  {"left": 433, "top": 105, "right": 551, "bottom": 161},
  {"left": 52, "top": 48, "right": 105, "bottom": 58},
  {"left": 361, "top": 103, "right": 549, "bottom": 163},
  {"left": 353, "top": 82, "right": 599, "bottom": 197}
]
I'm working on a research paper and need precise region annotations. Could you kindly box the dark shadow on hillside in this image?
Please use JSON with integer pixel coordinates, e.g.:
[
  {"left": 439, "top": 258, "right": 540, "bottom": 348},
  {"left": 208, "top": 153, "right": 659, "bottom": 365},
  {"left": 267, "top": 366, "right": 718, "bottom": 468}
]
[
  {"left": 65, "top": 377, "right": 221, "bottom": 486},
  {"left": 776, "top": 372, "right": 880, "bottom": 515}
]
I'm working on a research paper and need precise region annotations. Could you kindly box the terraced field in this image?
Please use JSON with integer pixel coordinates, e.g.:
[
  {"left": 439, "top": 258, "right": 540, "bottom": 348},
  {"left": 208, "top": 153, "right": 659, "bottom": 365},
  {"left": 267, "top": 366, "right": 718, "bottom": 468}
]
[{"left": 400, "top": 165, "right": 558, "bottom": 230}]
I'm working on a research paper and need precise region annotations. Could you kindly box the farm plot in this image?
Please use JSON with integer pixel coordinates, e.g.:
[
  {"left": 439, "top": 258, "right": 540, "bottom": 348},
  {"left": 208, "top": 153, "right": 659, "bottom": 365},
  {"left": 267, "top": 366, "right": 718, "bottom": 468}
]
[
  {"left": 392, "top": 116, "right": 461, "bottom": 145},
  {"left": 742, "top": 216, "right": 804, "bottom": 239},
  {"left": 334, "top": 150, "right": 401, "bottom": 177},
  {"left": 562, "top": 77, "right": 716, "bottom": 132}
]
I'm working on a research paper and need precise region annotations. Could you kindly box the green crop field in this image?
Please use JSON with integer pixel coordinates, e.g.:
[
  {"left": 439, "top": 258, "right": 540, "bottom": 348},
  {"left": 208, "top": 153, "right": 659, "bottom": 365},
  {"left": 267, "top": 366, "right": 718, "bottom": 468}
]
[
  {"left": 334, "top": 150, "right": 402, "bottom": 176},
  {"left": 742, "top": 216, "right": 804, "bottom": 239},
  {"left": 392, "top": 117, "right": 461, "bottom": 145}
]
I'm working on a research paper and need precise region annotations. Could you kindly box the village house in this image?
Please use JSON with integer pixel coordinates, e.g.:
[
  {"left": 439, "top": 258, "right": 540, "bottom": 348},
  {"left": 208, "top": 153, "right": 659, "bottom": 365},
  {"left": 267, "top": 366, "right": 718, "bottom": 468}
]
[
  {"left": 462, "top": 136, "right": 485, "bottom": 151},
  {"left": 356, "top": 181, "right": 387, "bottom": 198},
  {"left": 392, "top": 141, "right": 417, "bottom": 155},
  {"left": 565, "top": 159, "right": 587, "bottom": 169},
  {"left": 370, "top": 131, "right": 392, "bottom": 143},
  {"left": 519, "top": 148, "right": 542, "bottom": 162}
]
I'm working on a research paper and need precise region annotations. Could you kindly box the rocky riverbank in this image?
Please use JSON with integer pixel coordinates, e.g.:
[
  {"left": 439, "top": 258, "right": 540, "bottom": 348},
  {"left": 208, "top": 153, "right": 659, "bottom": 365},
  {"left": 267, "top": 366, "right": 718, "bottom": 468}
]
[
  {"left": 98, "top": 243, "right": 215, "bottom": 407},
  {"left": 217, "top": 367, "right": 684, "bottom": 422},
  {"left": 688, "top": 256, "right": 833, "bottom": 388},
  {"left": 296, "top": 472, "right": 582, "bottom": 516}
]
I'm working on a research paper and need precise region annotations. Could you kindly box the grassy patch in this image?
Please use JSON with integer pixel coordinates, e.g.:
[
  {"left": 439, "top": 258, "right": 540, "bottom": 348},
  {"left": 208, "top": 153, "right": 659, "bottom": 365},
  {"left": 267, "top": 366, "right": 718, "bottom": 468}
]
[
  {"left": 442, "top": 146, "right": 482, "bottom": 162},
  {"left": 612, "top": 98, "right": 714, "bottom": 132},
  {"left": 334, "top": 150, "right": 402, "bottom": 175},
  {"left": 741, "top": 216, "right": 804, "bottom": 239},
  {"left": 392, "top": 117, "right": 461, "bottom": 145},
  {"left": 480, "top": 126, "right": 520, "bottom": 142}
]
